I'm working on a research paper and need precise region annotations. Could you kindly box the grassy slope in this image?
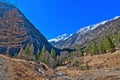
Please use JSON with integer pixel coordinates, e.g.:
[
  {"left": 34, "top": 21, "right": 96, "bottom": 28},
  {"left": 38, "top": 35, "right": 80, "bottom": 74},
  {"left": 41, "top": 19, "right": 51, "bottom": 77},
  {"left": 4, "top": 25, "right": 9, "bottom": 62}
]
[
  {"left": 0, "top": 54, "right": 54, "bottom": 80},
  {"left": 0, "top": 50, "right": 120, "bottom": 80},
  {"left": 57, "top": 50, "right": 120, "bottom": 80}
]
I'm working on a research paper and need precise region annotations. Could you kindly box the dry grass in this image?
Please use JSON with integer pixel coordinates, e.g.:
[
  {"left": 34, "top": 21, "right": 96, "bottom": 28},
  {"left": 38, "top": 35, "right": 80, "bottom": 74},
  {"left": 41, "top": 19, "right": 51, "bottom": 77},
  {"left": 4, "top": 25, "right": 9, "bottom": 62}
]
[
  {"left": 0, "top": 55, "right": 47, "bottom": 80},
  {"left": 1, "top": 50, "right": 120, "bottom": 80},
  {"left": 57, "top": 50, "right": 120, "bottom": 79}
]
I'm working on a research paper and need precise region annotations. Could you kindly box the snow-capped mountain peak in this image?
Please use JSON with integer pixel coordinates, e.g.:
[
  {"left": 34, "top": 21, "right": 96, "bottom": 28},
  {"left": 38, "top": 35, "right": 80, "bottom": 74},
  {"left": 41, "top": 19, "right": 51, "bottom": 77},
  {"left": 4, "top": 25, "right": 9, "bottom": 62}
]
[
  {"left": 48, "top": 16, "right": 120, "bottom": 45},
  {"left": 76, "top": 20, "right": 108, "bottom": 34},
  {"left": 76, "top": 16, "right": 120, "bottom": 34},
  {"left": 48, "top": 33, "right": 70, "bottom": 42},
  {"left": 113, "top": 16, "right": 120, "bottom": 20}
]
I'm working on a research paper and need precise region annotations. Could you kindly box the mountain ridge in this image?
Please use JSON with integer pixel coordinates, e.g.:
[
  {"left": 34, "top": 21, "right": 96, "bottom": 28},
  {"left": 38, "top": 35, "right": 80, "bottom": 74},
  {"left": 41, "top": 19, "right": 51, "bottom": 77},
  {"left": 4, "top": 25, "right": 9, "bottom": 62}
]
[
  {"left": 49, "top": 16, "right": 120, "bottom": 48},
  {"left": 0, "top": 2, "right": 57, "bottom": 55}
]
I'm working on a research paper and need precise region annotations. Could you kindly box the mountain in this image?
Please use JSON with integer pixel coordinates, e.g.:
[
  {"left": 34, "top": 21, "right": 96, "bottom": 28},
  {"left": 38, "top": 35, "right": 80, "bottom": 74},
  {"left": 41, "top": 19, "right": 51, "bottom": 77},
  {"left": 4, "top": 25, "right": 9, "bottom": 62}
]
[
  {"left": 50, "top": 16, "right": 120, "bottom": 49},
  {"left": 48, "top": 33, "right": 72, "bottom": 46},
  {"left": 0, "top": 2, "right": 56, "bottom": 56}
]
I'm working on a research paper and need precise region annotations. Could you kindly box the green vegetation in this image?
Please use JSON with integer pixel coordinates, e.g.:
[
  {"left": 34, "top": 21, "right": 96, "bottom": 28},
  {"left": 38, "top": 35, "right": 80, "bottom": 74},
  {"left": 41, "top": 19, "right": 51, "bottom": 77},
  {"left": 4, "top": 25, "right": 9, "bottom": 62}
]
[
  {"left": 111, "top": 31, "right": 120, "bottom": 46},
  {"left": 86, "top": 35, "right": 116, "bottom": 55},
  {"left": 35, "top": 46, "right": 49, "bottom": 65},
  {"left": 51, "top": 48, "right": 56, "bottom": 60},
  {"left": 41, "top": 45, "right": 46, "bottom": 55},
  {"left": 23, "top": 44, "right": 30, "bottom": 56},
  {"left": 26, "top": 31, "right": 120, "bottom": 68},
  {"left": 39, "top": 46, "right": 46, "bottom": 62},
  {"left": 35, "top": 49, "right": 41, "bottom": 61},
  {"left": 85, "top": 62, "right": 90, "bottom": 70},
  {"left": 103, "top": 37, "right": 115, "bottom": 52},
  {"left": 88, "top": 42, "right": 98, "bottom": 55},
  {"left": 97, "top": 41, "right": 106, "bottom": 54},
  {"left": 33, "top": 46, "right": 59, "bottom": 68},
  {"left": 73, "top": 60, "right": 79, "bottom": 67},
  {"left": 16, "top": 31, "right": 120, "bottom": 68},
  {"left": 22, "top": 44, "right": 34, "bottom": 60},
  {"left": 56, "top": 55, "right": 62, "bottom": 66}
]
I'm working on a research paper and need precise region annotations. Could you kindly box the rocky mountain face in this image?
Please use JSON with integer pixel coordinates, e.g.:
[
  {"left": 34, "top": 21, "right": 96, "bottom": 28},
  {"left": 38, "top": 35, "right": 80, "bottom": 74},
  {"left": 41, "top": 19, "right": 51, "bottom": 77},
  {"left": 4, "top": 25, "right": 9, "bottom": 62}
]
[
  {"left": 0, "top": 2, "right": 56, "bottom": 56},
  {"left": 50, "top": 16, "right": 120, "bottom": 49}
]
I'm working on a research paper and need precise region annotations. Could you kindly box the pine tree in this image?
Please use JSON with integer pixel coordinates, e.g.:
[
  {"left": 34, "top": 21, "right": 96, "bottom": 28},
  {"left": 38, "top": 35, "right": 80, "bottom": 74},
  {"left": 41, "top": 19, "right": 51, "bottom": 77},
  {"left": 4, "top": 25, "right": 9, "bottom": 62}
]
[
  {"left": 79, "top": 47, "right": 84, "bottom": 56},
  {"left": 109, "top": 37, "right": 115, "bottom": 52},
  {"left": 42, "top": 51, "right": 50, "bottom": 65},
  {"left": 23, "top": 44, "right": 30, "bottom": 56},
  {"left": 89, "top": 42, "right": 98, "bottom": 55},
  {"left": 35, "top": 47, "right": 50, "bottom": 65},
  {"left": 41, "top": 45, "right": 46, "bottom": 54},
  {"left": 51, "top": 48, "right": 56, "bottom": 60},
  {"left": 97, "top": 41, "right": 106, "bottom": 54},
  {"left": 39, "top": 46, "right": 46, "bottom": 62},
  {"left": 112, "top": 33, "right": 120, "bottom": 46},
  {"left": 35, "top": 49, "right": 41, "bottom": 61},
  {"left": 103, "top": 37, "right": 115, "bottom": 52},
  {"left": 56, "top": 55, "right": 62, "bottom": 66},
  {"left": 23, "top": 44, "right": 31, "bottom": 60}
]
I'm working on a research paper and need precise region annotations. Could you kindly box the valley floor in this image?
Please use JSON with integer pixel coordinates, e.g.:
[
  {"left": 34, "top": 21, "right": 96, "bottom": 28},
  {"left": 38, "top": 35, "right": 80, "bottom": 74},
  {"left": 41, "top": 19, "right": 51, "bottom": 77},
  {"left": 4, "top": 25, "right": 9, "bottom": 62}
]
[
  {"left": 0, "top": 50, "right": 120, "bottom": 80},
  {"left": 57, "top": 50, "right": 120, "bottom": 80}
]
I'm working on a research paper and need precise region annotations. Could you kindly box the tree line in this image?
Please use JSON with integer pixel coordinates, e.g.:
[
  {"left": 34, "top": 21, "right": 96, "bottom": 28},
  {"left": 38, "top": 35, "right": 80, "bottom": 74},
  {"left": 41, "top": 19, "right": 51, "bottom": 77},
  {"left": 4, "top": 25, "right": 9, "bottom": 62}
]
[
  {"left": 86, "top": 31, "right": 120, "bottom": 55},
  {"left": 19, "top": 44, "right": 62, "bottom": 68}
]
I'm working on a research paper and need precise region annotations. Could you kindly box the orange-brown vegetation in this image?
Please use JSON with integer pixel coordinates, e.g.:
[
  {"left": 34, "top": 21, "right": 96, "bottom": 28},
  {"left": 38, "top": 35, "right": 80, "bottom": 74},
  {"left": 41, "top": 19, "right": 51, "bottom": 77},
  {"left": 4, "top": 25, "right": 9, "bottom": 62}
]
[
  {"left": 57, "top": 50, "right": 120, "bottom": 80},
  {"left": 0, "top": 54, "right": 55, "bottom": 80}
]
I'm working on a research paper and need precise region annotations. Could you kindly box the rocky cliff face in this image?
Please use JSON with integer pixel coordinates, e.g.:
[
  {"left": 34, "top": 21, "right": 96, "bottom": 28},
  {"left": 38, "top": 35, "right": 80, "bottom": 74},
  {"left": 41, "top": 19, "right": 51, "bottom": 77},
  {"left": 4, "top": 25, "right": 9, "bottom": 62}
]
[
  {"left": 0, "top": 2, "right": 55, "bottom": 55},
  {"left": 51, "top": 16, "right": 120, "bottom": 49}
]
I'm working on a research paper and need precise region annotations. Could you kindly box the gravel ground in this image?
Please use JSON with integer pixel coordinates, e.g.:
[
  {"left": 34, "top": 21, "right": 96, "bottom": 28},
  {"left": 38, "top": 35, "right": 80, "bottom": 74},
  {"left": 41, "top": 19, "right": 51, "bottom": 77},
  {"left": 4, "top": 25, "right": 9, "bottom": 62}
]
[{"left": 0, "top": 57, "right": 10, "bottom": 80}]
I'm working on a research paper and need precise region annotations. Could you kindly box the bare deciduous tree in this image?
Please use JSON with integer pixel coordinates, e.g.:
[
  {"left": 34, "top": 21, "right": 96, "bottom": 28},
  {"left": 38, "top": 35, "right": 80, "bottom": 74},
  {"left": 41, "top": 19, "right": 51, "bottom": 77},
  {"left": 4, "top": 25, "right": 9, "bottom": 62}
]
[{"left": 0, "top": 9, "right": 28, "bottom": 56}]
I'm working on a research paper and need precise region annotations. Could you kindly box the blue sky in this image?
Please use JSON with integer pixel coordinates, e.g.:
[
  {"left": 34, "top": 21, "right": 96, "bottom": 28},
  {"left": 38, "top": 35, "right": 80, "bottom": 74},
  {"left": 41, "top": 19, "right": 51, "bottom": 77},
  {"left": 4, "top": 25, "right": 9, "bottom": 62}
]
[{"left": 12, "top": 0, "right": 120, "bottom": 39}]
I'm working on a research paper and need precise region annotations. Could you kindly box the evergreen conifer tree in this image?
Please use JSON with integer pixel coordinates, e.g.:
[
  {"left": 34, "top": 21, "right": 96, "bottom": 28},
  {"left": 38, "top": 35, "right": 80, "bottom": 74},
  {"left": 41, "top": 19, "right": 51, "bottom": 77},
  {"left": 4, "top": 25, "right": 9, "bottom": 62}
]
[
  {"left": 89, "top": 42, "right": 98, "bottom": 55},
  {"left": 103, "top": 37, "right": 115, "bottom": 52},
  {"left": 51, "top": 48, "right": 56, "bottom": 60},
  {"left": 97, "top": 41, "right": 106, "bottom": 54}
]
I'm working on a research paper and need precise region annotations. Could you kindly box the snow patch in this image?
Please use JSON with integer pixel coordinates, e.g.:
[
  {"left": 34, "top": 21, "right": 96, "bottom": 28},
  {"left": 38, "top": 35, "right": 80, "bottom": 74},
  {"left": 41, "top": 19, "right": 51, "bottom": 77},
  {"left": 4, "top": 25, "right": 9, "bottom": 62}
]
[
  {"left": 76, "top": 20, "right": 108, "bottom": 34},
  {"left": 48, "top": 33, "right": 70, "bottom": 42},
  {"left": 113, "top": 16, "right": 120, "bottom": 20}
]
